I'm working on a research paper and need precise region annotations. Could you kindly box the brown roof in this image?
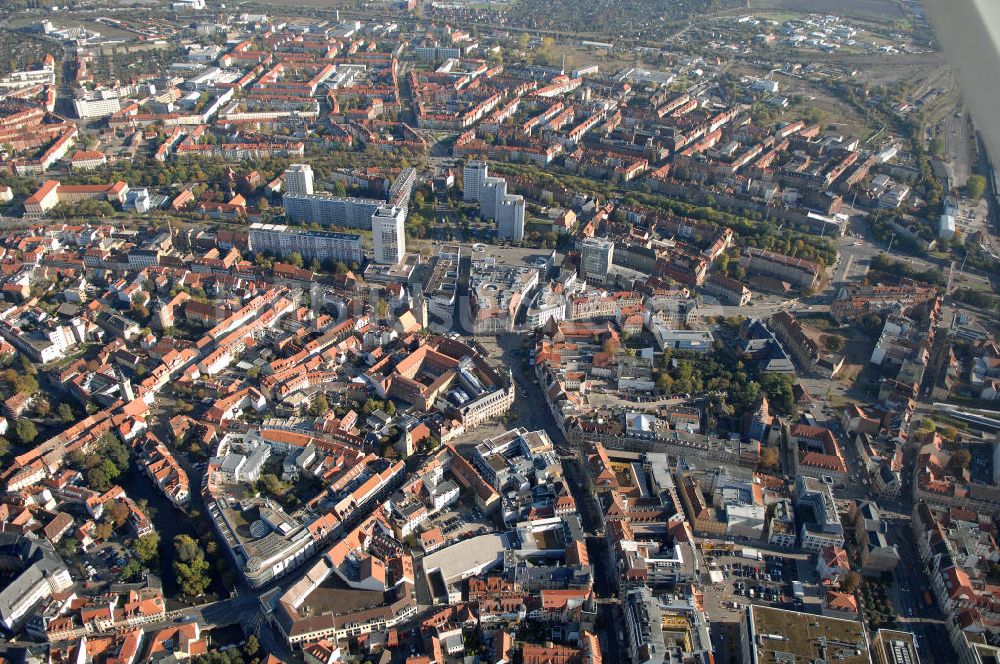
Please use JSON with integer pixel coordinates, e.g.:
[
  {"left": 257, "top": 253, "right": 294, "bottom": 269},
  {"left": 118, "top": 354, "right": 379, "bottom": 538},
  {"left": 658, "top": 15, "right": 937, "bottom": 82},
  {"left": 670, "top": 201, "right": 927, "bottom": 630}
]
[{"left": 71, "top": 150, "right": 106, "bottom": 161}]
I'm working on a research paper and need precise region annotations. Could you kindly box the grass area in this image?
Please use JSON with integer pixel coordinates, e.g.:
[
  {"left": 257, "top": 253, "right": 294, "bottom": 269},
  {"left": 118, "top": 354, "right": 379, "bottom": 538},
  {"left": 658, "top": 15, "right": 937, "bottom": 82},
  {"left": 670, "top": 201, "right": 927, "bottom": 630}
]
[
  {"left": 749, "top": 0, "right": 903, "bottom": 21},
  {"left": 526, "top": 219, "right": 552, "bottom": 234},
  {"left": 827, "top": 392, "right": 852, "bottom": 409},
  {"left": 835, "top": 363, "right": 864, "bottom": 388}
]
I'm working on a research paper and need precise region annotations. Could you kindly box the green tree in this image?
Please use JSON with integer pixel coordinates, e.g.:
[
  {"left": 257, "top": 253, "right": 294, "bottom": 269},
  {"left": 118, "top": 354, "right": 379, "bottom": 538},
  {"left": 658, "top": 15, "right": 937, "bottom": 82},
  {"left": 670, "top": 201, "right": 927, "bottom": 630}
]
[
  {"left": 760, "top": 373, "right": 796, "bottom": 416},
  {"left": 57, "top": 402, "right": 75, "bottom": 423},
  {"left": 258, "top": 473, "right": 286, "bottom": 497},
  {"left": 133, "top": 533, "right": 160, "bottom": 564},
  {"left": 107, "top": 500, "right": 130, "bottom": 527},
  {"left": 950, "top": 448, "right": 972, "bottom": 471},
  {"left": 822, "top": 335, "right": 845, "bottom": 353},
  {"left": 309, "top": 393, "right": 329, "bottom": 416},
  {"left": 287, "top": 251, "right": 304, "bottom": 268},
  {"left": 842, "top": 571, "right": 862, "bottom": 594},
  {"left": 100, "top": 458, "right": 122, "bottom": 483},
  {"left": 101, "top": 437, "right": 130, "bottom": 473},
  {"left": 243, "top": 635, "right": 260, "bottom": 659},
  {"left": 14, "top": 419, "right": 37, "bottom": 445},
  {"left": 967, "top": 175, "right": 987, "bottom": 200},
  {"left": 86, "top": 467, "right": 110, "bottom": 492},
  {"left": 761, "top": 447, "right": 780, "bottom": 468},
  {"left": 58, "top": 537, "right": 79, "bottom": 558},
  {"left": 173, "top": 535, "right": 211, "bottom": 597},
  {"left": 66, "top": 450, "right": 86, "bottom": 469},
  {"left": 94, "top": 520, "right": 114, "bottom": 541},
  {"left": 174, "top": 535, "right": 201, "bottom": 563},
  {"left": 121, "top": 558, "right": 143, "bottom": 582},
  {"left": 194, "top": 650, "right": 245, "bottom": 664},
  {"left": 861, "top": 314, "right": 884, "bottom": 337}
]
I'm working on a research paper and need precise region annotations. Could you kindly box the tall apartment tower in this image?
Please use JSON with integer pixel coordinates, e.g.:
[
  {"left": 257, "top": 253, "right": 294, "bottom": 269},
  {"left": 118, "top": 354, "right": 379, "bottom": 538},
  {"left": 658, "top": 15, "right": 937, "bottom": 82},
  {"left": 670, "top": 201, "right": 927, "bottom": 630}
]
[
  {"left": 580, "top": 237, "right": 615, "bottom": 284},
  {"left": 463, "top": 161, "right": 489, "bottom": 202},
  {"left": 479, "top": 176, "right": 507, "bottom": 221},
  {"left": 372, "top": 205, "right": 406, "bottom": 264},
  {"left": 498, "top": 195, "right": 525, "bottom": 241},
  {"left": 284, "top": 163, "right": 314, "bottom": 195}
]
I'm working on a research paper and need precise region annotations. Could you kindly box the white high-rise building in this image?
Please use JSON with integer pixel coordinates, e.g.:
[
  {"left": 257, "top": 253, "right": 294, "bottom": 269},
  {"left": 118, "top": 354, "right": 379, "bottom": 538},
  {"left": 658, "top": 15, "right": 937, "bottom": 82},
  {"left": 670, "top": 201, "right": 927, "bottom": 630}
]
[
  {"left": 480, "top": 176, "right": 506, "bottom": 221},
  {"left": 372, "top": 205, "right": 406, "bottom": 264},
  {"left": 463, "top": 161, "right": 489, "bottom": 202},
  {"left": 580, "top": 237, "right": 615, "bottom": 284},
  {"left": 498, "top": 195, "right": 525, "bottom": 241},
  {"left": 249, "top": 223, "right": 363, "bottom": 264},
  {"left": 284, "top": 164, "right": 314, "bottom": 195},
  {"left": 73, "top": 92, "right": 123, "bottom": 119},
  {"left": 283, "top": 193, "right": 381, "bottom": 229}
]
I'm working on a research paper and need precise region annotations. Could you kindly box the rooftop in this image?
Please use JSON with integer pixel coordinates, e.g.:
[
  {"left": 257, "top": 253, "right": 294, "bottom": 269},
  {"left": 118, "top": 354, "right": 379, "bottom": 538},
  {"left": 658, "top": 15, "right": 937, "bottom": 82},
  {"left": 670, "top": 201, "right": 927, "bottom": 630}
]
[
  {"left": 421, "top": 533, "right": 506, "bottom": 584},
  {"left": 747, "top": 605, "right": 870, "bottom": 664}
]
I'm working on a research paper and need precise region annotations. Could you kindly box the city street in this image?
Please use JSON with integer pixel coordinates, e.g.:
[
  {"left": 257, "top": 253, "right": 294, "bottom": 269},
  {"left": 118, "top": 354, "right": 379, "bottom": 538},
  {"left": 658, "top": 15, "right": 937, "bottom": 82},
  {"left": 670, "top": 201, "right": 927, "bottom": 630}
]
[{"left": 882, "top": 515, "right": 954, "bottom": 664}]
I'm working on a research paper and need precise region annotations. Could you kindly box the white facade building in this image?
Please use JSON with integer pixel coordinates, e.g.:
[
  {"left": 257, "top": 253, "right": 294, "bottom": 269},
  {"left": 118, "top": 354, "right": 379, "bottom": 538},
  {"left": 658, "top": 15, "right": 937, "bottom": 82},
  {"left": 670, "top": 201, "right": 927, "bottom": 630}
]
[
  {"left": 284, "top": 163, "right": 314, "bottom": 195},
  {"left": 372, "top": 205, "right": 406, "bottom": 264},
  {"left": 498, "top": 195, "right": 525, "bottom": 241},
  {"left": 479, "top": 176, "right": 506, "bottom": 221},
  {"left": 580, "top": 237, "right": 615, "bottom": 284},
  {"left": 463, "top": 161, "right": 489, "bottom": 202},
  {"left": 249, "top": 223, "right": 363, "bottom": 264}
]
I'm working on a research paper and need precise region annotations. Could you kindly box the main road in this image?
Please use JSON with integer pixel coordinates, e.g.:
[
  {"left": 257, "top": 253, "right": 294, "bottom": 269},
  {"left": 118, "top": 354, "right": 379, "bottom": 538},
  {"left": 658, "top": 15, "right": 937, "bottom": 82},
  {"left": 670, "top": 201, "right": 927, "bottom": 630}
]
[{"left": 476, "top": 333, "right": 625, "bottom": 663}]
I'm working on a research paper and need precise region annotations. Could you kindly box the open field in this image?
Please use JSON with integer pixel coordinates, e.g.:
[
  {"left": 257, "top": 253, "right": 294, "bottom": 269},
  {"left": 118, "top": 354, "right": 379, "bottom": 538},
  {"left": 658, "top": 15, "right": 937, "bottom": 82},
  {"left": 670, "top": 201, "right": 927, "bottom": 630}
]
[
  {"left": 8, "top": 15, "right": 138, "bottom": 41},
  {"left": 750, "top": 0, "right": 904, "bottom": 20}
]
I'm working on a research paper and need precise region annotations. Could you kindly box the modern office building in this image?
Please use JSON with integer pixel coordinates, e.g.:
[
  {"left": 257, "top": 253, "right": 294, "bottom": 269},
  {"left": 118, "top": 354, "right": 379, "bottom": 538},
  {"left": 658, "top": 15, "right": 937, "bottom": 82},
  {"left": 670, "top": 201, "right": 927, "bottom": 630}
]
[
  {"left": 796, "top": 476, "right": 845, "bottom": 551},
  {"left": 871, "top": 630, "right": 921, "bottom": 664},
  {"left": 284, "top": 163, "right": 314, "bottom": 195},
  {"left": 463, "top": 161, "right": 489, "bottom": 202},
  {"left": 372, "top": 204, "right": 406, "bottom": 264},
  {"left": 580, "top": 237, "right": 615, "bottom": 284}
]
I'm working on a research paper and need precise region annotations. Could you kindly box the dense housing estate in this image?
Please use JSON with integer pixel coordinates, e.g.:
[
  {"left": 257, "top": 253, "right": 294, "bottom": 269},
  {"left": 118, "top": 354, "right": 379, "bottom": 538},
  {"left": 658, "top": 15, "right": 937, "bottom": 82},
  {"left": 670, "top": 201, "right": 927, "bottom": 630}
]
[{"left": 0, "top": 3, "right": 989, "bottom": 664}]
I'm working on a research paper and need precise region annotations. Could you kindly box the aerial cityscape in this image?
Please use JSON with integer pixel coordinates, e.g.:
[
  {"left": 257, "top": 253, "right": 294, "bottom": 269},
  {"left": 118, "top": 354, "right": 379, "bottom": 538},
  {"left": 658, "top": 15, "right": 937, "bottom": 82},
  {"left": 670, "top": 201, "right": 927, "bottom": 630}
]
[{"left": 0, "top": 0, "right": 995, "bottom": 662}]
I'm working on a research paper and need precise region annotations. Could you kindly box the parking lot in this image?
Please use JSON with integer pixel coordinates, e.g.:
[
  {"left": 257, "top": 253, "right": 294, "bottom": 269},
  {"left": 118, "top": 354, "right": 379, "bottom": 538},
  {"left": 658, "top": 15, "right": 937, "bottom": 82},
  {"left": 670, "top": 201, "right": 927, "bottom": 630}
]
[
  {"left": 701, "top": 550, "right": 820, "bottom": 623},
  {"left": 66, "top": 541, "right": 131, "bottom": 588},
  {"left": 429, "top": 501, "right": 495, "bottom": 546}
]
